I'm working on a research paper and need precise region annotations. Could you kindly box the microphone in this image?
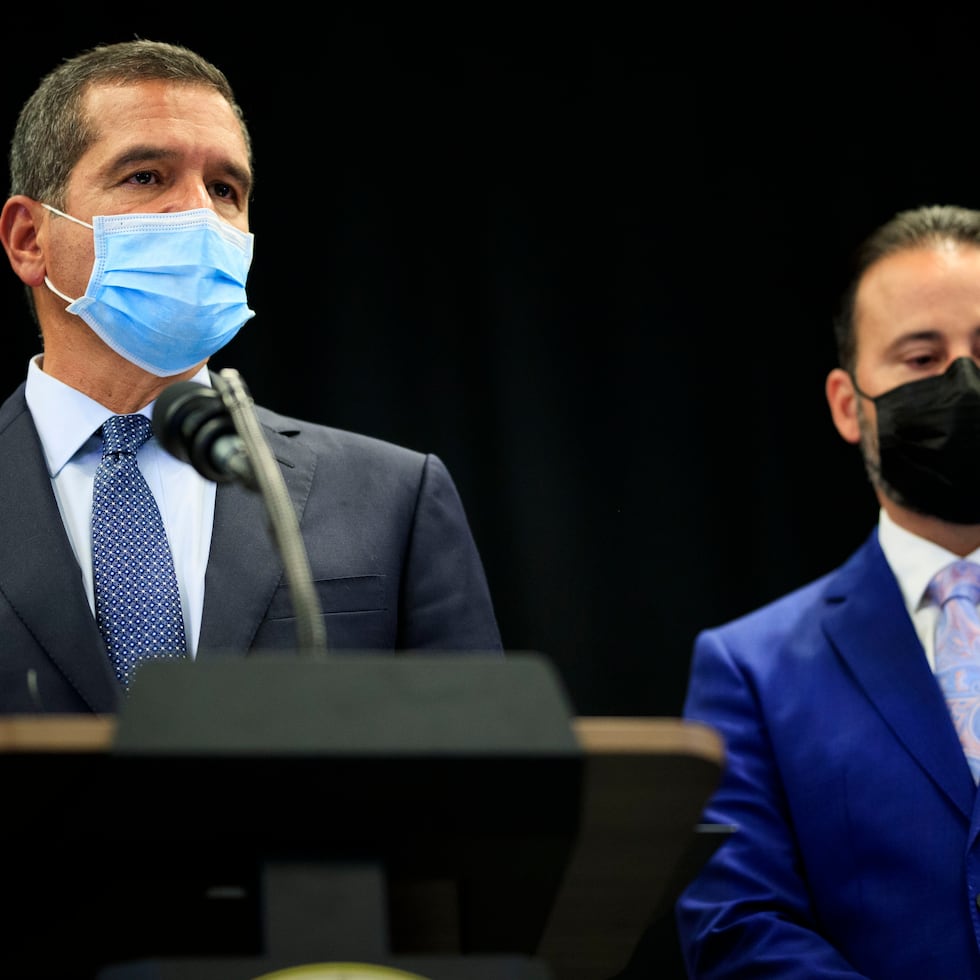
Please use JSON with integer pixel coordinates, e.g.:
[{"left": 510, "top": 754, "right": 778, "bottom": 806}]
[
  {"left": 153, "top": 369, "right": 327, "bottom": 656},
  {"left": 152, "top": 381, "right": 257, "bottom": 489}
]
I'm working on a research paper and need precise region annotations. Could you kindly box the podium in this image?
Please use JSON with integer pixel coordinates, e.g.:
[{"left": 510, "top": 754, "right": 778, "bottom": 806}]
[{"left": 0, "top": 654, "right": 725, "bottom": 980}]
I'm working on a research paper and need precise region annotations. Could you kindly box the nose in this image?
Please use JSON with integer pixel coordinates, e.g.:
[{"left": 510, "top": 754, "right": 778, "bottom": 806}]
[
  {"left": 158, "top": 179, "right": 213, "bottom": 214},
  {"left": 945, "top": 349, "right": 980, "bottom": 369}
]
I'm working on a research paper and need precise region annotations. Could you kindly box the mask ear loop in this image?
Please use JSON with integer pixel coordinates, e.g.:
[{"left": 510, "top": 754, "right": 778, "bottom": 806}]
[
  {"left": 849, "top": 373, "right": 876, "bottom": 402},
  {"left": 44, "top": 276, "right": 76, "bottom": 304},
  {"left": 41, "top": 203, "right": 94, "bottom": 229},
  {"left": 40, "top": 204, "right": 94, "bottom": 305}
]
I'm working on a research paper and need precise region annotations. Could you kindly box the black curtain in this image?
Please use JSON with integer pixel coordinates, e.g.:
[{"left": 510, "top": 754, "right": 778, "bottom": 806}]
[
  {"left": 4, "top": 9, "right": 979, "bottom": 719},
  {"left": 6, "top": 8, "right": 980, "bottom": 977}
]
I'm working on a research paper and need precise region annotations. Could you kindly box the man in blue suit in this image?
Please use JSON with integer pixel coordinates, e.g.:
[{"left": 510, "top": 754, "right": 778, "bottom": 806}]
[
  {"left": 0, "top": 40, "right": 501, "bottom": 714},
  {"left": 676, "top": 205, "right": 980, "bottom": 978}
]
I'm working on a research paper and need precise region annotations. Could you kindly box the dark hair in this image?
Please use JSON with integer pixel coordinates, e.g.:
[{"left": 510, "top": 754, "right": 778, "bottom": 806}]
[
  {"left": 833, "top": 205, "right": 980, "bottom": 373},
  {"left": 8, "top": 38, "right": 252, "bottom": 206}
]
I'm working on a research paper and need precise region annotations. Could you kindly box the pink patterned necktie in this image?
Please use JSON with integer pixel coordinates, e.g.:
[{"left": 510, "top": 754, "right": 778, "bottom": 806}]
[{"left": 929, "top": 560, "right": 980, "bottom": 783}]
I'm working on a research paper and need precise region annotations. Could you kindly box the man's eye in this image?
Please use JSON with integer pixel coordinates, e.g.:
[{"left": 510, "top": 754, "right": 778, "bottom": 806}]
[
  {"left": 212, "top": 182, "right": 235, "bottom": 200},
  {"left": 129, "top": 171, "right": 155, "bottom": 185}
]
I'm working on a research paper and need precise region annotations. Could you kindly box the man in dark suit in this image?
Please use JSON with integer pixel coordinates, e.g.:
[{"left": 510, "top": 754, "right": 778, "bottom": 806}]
[
  {"left": 676, "top": 205, "right": 980, "bottom": 978},
  {"left": 0, "top": 39, "right": 501, "bottom": 714}
]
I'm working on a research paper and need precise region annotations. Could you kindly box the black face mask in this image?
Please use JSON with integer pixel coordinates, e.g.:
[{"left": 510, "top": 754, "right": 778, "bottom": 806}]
[{"left": 858, "top": 356, "right": 980, "bottom": 524}]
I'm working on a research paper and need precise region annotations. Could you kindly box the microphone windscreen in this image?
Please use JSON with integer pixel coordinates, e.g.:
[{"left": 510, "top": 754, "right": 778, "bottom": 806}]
[{"left": 153, "top": 381, "right": 238, "bottom": 481}]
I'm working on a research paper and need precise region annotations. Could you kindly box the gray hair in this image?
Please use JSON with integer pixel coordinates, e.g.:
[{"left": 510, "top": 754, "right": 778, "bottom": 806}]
[{"left": 9, "top": 38, "right": 252, "bottom": 207}]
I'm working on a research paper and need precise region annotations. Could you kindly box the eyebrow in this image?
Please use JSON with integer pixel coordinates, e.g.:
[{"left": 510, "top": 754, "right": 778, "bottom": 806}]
[
  {"left": 103, "top": 145, "right": 253, "bottom": 197},
  {"left": 880, "top": 329, "right": 950, "bottom": 357},
  {"left": 889, "top": 329, "right": 943, "bottom": 344}
]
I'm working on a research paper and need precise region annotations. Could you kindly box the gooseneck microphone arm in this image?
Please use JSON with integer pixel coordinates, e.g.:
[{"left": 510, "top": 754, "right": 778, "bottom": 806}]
[
  {"left": 153, "top": 369, "right": 328, "bottom": 658},
  {"left": 151, "top": 378, "right": 258, "bottom": 488}
]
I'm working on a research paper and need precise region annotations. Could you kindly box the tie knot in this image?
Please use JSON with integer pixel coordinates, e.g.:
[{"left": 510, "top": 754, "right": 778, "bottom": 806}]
[
  {"left": 929, "top": 561, "right": 980, "bottom": 607},
  {"left": 101, "top": 414, "right": 152, "bottom": 458}
]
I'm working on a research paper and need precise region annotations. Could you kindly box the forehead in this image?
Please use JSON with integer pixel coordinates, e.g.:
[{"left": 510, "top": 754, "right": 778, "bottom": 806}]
[
  {"left": 855, "top": 243, "right": 980, "bottom": 337},
  {"left": 78, "top": 79, "right": 250, "bottom": 173}
]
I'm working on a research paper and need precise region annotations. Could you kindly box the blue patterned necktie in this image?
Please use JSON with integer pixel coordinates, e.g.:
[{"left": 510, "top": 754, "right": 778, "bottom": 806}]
[
  {"left": 92, "top": 414, "right": 187, "bottom": 689},
  {"left": 929, "top": 560, "right": 980, "bottom": 783}
]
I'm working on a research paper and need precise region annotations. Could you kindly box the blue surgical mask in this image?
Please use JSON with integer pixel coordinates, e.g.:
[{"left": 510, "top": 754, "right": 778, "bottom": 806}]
[{"left": 42, "top": 205, "right": 256, "bottom": 377}]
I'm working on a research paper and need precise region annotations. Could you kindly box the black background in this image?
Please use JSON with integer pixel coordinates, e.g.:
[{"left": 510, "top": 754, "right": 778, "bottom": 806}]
[
  {"left": 6, "top": 8, "right": 979, "bottom": 717},
  {"left": 6, "top": 8, "right": 980, "bottom": 977}
]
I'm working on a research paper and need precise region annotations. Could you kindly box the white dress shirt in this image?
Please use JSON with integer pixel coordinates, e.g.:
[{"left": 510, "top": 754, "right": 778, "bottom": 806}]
[
  {"left": 876, "top": 507, "right": 980, "bottom": 672},
  {"left": 24, "top": 356, "right": 216, "bottom": 656}
]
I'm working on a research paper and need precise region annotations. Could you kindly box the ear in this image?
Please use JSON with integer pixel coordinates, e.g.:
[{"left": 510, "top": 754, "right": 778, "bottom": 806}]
[
  {"left": 826, "top": 367, "right": 862, "bottom": 444},
  {"left": 0, "top": 196, "right": 46, "bottom": 287}
]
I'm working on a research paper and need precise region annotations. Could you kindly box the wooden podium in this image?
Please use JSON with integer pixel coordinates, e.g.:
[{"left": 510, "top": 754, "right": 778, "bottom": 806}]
[{"left": 0, "top": 655, "right": 725, "bottom": 980}]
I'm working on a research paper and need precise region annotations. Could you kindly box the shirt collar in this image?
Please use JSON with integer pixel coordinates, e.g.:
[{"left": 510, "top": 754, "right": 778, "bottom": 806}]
[
  {"left": 24, "top": 356, "right": 212, "bottom": 477},
  {"left": 877, "top": 506, "right": 980, "bottom": 613}
]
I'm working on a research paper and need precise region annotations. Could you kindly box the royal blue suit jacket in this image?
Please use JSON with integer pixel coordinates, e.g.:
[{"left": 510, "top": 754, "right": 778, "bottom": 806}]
[
  {"left": 676, "top": 529, "right": 980, "bottom": 979},
  {"left": 0, "top": 383, "right": 502, "bottom": 714}
]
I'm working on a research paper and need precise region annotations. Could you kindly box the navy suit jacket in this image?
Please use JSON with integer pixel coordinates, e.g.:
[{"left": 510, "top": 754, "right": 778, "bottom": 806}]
[
  {"left": 676, "top": 530, "right": 980, "bottom": 979},
  {"left": 0, "top": 383, "right": 502, "bottom": 714}
]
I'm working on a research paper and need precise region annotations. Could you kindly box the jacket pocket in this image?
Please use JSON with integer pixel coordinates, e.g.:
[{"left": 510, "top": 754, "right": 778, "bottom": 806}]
[{"left": 266, "top": 574, "right": 386, "bottom": 620}]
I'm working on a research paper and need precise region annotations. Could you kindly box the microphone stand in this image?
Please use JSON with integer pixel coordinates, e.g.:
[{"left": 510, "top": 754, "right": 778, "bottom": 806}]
[{"left": 212, "top": 368, "right": 328, "bottom": 658}]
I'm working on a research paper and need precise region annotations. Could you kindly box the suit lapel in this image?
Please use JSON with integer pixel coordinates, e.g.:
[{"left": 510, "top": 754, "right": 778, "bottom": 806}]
[
  {"left": 197, "top": 408, "right": 317, "bottom": 656},
  {"left": 824, "top": 531, "right": 975, "bottom": 820},
  {"left": 0, "top": 388, "right": 119, "bottom": 711},
  {"left": 0, "top": 386, "right": 321, "bottom": 703}
]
